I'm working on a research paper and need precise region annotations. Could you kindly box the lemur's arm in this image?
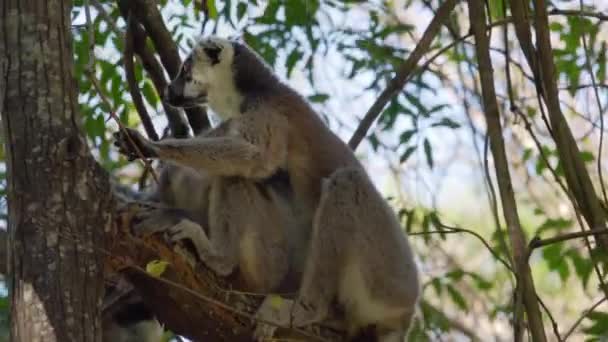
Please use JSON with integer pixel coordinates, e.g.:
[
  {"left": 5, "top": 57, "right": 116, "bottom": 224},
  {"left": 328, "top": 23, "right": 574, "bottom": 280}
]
[{"left": 114, "top": 113, "right": 288, "bottom": 179}]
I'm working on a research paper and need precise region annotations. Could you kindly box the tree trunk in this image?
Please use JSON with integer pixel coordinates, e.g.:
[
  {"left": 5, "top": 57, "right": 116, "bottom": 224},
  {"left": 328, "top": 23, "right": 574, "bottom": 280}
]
[{"left": 0, "top": 0, "right": 112, "bottom": 340}]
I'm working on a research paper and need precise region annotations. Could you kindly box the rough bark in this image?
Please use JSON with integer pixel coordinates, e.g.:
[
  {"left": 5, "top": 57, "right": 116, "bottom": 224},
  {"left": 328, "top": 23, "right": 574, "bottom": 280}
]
[{"left": 1, "top": 0, "right": 113, "bottom": 340}]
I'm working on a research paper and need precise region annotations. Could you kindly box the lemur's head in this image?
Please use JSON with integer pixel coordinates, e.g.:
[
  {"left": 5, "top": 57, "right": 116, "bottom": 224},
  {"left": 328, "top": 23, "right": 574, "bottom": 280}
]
[
  {"left": 165, "top": 35, "right": 278, "bottom": 109},
  {"left": 165, "top": 36, "right": 235, "bottom": 108}
]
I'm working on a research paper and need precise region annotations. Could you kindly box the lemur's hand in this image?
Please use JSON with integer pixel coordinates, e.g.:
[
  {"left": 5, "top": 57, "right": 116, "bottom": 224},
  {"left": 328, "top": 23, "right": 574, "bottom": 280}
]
[{"left": 113, "top": 128, "right": 157, "bottom": 161}]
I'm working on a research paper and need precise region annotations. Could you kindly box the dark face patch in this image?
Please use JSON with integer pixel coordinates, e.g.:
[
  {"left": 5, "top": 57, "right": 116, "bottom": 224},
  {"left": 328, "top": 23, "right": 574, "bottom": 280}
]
[
  {"left": 182, "top": 56, "right": 193, "bottom": 81},
  {"left": 204, "top": 46, "right": 222, "bottom": 65}
]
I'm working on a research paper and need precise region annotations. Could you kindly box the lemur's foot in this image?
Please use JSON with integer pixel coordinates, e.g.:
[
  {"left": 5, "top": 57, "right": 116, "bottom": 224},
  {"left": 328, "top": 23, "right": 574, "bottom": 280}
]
[
  {"left": 253, "top": 296, "right": 293, "bottom": 342},
  {"left": 166, "top": 219, "right": 207, "bottom": 252},
  {"left": 113, "top": 128, "right": 157, "bottom": 161},
  {"left": 290, "top": 297, "right": 326, "bottom": 328}
]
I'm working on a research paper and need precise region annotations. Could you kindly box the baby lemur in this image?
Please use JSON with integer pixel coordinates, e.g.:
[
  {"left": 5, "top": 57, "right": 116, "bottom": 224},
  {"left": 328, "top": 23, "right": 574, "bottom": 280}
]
[{"left": 114, "top": 36, "right": 420, "bottom": 341}]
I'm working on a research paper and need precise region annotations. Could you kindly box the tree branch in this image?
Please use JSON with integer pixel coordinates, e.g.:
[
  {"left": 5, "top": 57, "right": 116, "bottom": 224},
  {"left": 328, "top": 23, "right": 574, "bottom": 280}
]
[
  {"left": 124, "top": 11, "right": 159, "bottom": 141},
  {"left": 529, "top": 228, "right": 608, "bottom": 251},
  {"left": 347, "top": 0, "right": 458, "bottom": 150},
  {"left": 466, "top": 0, "right": 547, "bottom": 340},
  {"left": 508, "top": 0, "right": 608, "bottom": 252},
  {"left": 126, "top": 0, "right": 209, "bottom": 135},
  {"left": 114, "top": 0, "right": 190, "bottom": 138},
  {"left": 105, "top": 201, "right": 344, "bottom": 342}
]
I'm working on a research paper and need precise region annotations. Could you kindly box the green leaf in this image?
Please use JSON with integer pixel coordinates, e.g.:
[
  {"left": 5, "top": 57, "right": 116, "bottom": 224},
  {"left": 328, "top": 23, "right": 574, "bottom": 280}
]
[
  {"left": 522, "top": 148, "right": 533, "bottom": 162},
  {"left": 446, "top": 284, "right": 468, "bottom": 312},
  {"left": 580, "top": 150, "right": 595, "bottom": 163},
  {"left": 237, "top": 2, "right": 247, "bottom": 20},
  {"left": 487, "top": 0, "right": 504, "bottom": 20},
  {"left": 423, "top": 138, "right": 433, "bottom": 169},
  {"left": 399, "top": 130, "right": 416, "bottom": 144},
  {"left": 567, "top": 248, "right": 593, "bottom": 288},
  {"left": 142, "top": 81, "right": 158, "bottom": 108},
  {"left": 146, "top": 260, "right": 170, "bottom": 277},
  {"left": 308, "top": 93, "right": 329, "bottom": 103},
  {"left": 256, "top": 0, "right": 280, "bottom": 24},
  {"left": 535, "top": 156, "right": 548, "bottom": 175},
  {"left": 431, "top": 117, "right": 460, "bottom": 129},
  {"left": 284, "top": 0, "right": 318, "bottom": 27},
  {"left": 400, "top": 146, "right": 417, "bottom": 164},
  {"left": 536, "top": 217, "right": 573, "bottom": 235},
  {"left": 598, "top": 42, "right": 606, "bottom": 83},
  {"left": 368, "top": 134, "right": 379, "bottom": 151},
  {"left": 285, "top": 48, "right": 303, "bottom": 78},
  {"left": 206, "top": 0, "right": 218, "bottom": 19},
  {"left": 583, "top": 311, "right": 608, "bottom": 336},
  {"left": 542, "top": 244, "right": 570, "bottom": 281}
]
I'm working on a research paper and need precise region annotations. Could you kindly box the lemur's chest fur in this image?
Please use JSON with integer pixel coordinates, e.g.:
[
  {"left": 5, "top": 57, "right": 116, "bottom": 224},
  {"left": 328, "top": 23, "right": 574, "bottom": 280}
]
[{"left": 208, "top": 88, "right": 242, "bottom": 119}]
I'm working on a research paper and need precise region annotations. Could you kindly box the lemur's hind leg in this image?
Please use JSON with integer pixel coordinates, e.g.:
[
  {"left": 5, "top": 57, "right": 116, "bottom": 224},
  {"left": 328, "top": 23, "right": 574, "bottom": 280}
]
[
  {"left": 290, "top": 167, "right": 419, "bottom": 337},
  {"left": 287, "top": 171, "right": 353, "bottom": 328}
]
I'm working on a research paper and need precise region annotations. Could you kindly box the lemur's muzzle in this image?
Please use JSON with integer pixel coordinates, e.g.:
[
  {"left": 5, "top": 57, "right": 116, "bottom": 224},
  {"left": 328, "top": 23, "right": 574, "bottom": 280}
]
[{"left": 164, "top": 80, "right": 207, "bottom": 108}]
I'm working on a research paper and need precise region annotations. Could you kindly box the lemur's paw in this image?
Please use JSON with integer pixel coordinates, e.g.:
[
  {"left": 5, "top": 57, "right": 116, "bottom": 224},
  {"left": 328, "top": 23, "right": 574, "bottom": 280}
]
[
  {"left": 166, "top": 220, "right": 205, "bottom": 246},
  {"left": 253, "top": 296, "right": 293, "bottom": 341},
  {"left": 290, "top": 297, "right": 324, "bottom": 328},
  {"left": 113, "top": 128, "right": 156, "bottom": 161},
  {"left": 132, "top": 207, "right": 186, "bottom": 236}
]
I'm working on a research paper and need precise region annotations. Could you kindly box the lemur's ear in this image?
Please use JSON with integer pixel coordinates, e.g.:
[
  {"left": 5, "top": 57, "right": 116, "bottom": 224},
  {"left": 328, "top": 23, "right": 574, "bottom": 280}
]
[{"left": 203, "top": 43, "right": 222, "bottom": 65}]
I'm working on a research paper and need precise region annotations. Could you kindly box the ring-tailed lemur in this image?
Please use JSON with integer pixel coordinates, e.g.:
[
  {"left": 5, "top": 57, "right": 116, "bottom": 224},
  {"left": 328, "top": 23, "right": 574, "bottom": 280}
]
[{"left": 113, "top": 36, "right": 420, "bottom": 342}]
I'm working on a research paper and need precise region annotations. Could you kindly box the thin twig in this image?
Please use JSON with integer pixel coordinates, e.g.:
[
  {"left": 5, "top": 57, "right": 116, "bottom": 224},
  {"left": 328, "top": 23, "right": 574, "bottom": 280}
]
[
  {"left": 347, "top": 0, "right": 458, "bottom": 150},
  {"left": 409, "top": 226, "right": 513, "bottom": 273},
  {"left": 577, "top": 2, "right": 608, "bottom": 206},
  {"left": 536, "top": 295, "right": 562, "bottom": 341},
  {"left": 529, "top": 228, "right": 608, "bottom": 250},
  {"left": 563, "top": 296, "right": 607, "bottom": 340},
  {"left": 549, "top": 8, "right": 608, "bottom": 21},
  {"left": 124, "top": 11, "right": 159, "bottom": 141},
  {"left": 531, "top": 0, "right": 608, "bottom": 252},
  {"left": 86, "top": 71, "right": 159, "bottom": 184}
]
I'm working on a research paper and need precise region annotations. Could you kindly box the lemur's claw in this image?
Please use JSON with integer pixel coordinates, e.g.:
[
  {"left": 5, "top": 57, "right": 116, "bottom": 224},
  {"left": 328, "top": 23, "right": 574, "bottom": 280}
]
[{"left": 113, "top": 128, "right": 156, "bottom": 160}]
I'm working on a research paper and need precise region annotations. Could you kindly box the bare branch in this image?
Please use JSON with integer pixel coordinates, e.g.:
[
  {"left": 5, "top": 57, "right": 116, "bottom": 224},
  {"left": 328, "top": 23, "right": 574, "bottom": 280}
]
[
  {"left": 347, "top": 0, "right": 458, "bottom": 150},
  {"left": 577, "top": 0, "right": 608, "bottom": 207},
  {"left": 549, "top": 8, "right": 608, "bottom": 21},
  {"left": 529, "top": 228, "right": 608, "bottom": 250},
  {"left": 563, "top": 296, "right": 607, "bottom": 340},
  {"left": 466, "top": 0, "right": 547, "bottom": 340},
  {"left": 127, "top": 0, "right": 209, "bottom": 135},
  {"left": 114, "top": 0, "right": 190, "bottom": 138},
  {"left": 124, "top": 11, "right": 159, "bottom": 141},
  {"left": 508, "top": 0, "right": 608, "bottom": 252}
]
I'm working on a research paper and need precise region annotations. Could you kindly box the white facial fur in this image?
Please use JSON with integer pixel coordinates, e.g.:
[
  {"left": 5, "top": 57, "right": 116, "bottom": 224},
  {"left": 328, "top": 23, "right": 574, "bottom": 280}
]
[{"left": 184, "top": 36, "right": 243, "bottom": 119}]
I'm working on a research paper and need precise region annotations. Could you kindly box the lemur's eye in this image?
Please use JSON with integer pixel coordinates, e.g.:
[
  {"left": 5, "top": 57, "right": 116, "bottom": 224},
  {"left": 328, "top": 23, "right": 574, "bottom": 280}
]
[{"left": 203, "top": 45, "right": 222, "bottom": 65}]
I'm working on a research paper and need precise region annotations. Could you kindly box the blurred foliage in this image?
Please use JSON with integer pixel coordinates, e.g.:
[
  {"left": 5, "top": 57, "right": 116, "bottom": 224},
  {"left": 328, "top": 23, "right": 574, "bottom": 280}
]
[{"left": 0, "top": 0, "right": 607, "bottom": 340}]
